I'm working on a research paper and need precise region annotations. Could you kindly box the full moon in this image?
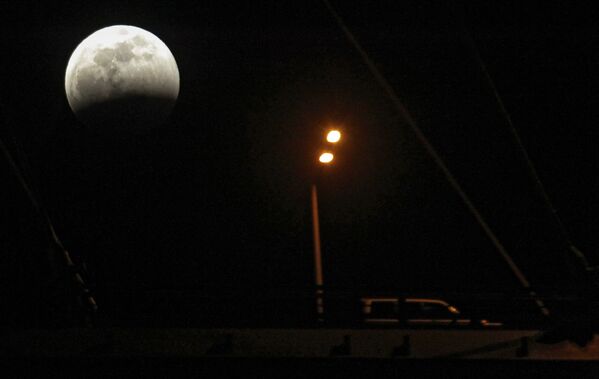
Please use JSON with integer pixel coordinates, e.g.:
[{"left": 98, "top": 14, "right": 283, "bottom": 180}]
[{"left": 65, "top": 25, "right": 179, "bottom": 131}]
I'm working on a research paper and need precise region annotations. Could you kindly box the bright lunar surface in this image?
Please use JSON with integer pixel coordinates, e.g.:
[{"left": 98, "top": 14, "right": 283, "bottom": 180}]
[{"left": 65, "top": 25, "right": 179, "bottom": 131}]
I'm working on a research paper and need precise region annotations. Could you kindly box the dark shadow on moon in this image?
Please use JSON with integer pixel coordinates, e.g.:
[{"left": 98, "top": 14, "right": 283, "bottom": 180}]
[{"left": 73, "top": 95, "right": 177, "bottom": 135}]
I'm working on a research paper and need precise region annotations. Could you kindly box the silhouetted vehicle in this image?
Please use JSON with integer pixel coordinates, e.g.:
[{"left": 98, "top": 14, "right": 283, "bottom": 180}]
[{"left": 361, "top": 297, "right": 503, "bottom": 328}]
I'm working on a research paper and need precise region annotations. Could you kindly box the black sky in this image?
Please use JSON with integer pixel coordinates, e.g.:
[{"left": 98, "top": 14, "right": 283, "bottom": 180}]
[{"left": 2, "top": 1, "right": 599, "bottom": 320}]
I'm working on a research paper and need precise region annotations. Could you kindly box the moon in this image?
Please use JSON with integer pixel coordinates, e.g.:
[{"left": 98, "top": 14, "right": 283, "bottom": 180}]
[{"left": 65, "top": 25, "right": 179, "bottom": 131}]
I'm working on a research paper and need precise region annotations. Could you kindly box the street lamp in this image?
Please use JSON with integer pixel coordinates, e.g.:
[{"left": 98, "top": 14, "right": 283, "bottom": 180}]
[
  {"left": 326, "top": 130, "right": 341, "bottom": 143},
  {"left": 312, "top": 129, "right": 341, "bottom": 322},
  {"left": 318, "top": 152, "right": 334, "bottom": 163}
]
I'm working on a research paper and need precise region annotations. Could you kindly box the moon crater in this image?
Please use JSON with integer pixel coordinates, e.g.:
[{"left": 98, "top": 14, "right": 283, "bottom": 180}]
[{"left": 65, "top": 25, "right": 179, "bottom": 131}]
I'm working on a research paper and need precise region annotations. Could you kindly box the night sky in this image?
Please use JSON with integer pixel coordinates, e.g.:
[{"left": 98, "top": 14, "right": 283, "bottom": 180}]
[{"left": 2, "top": 1, "right": 599, "bottom": 324}]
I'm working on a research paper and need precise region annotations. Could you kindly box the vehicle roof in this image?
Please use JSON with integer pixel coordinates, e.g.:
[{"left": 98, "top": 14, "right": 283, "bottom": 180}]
[{"left": 361, "top": 297, "right": 451, "bottom": 306}]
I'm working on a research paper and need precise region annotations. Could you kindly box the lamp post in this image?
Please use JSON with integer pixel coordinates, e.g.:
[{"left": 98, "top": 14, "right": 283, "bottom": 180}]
[{"left": 312, "top": 129, "right": 341, "bottom": 322}]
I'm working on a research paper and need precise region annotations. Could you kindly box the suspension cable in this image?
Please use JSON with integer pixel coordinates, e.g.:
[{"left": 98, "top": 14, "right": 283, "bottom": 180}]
[
  {"left": 0, "top": 104, "right": 97, "bottom": 321},
  {"left": 463, "top": 31, "right": 597, "bottom": 275},
  {"left": 321, "top": 0, "right": 549, "bottom": 316}
]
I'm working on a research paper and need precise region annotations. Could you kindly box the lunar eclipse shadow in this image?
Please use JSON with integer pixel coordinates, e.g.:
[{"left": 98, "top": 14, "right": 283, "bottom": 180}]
[{"left": 74, "top": 95, "right": 177, "bottom": 136}]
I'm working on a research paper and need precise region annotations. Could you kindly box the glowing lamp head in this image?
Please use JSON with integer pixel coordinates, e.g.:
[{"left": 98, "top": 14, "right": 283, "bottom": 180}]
[
  {"left": 319, "top": 152, "right": 334, "bottom": 164},
  {"left": 326, "top": 130, "right": 341, "bottom": 143}
]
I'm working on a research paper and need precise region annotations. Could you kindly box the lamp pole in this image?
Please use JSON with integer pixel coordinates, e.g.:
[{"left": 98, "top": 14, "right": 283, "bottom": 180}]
[
  {"left": 311, "top": 183, "right": 324, "bottom": 320},
  {"left": 311, "top": 130, "right": 340, "bottom": 322}
]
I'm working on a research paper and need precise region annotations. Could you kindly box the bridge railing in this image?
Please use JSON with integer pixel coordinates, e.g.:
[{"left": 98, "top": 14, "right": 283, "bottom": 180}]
[{"left": 85, "top": 286, "right": 598, "bottom": 329}]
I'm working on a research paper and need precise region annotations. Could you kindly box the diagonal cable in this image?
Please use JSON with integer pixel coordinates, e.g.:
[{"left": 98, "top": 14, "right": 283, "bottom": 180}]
[
  {"left": 0, "top": 104, "right": 97, "bottom": 320},
  {"left": 321, "top": 0, "right": 549, "bottom": 316},
  {"left": 463, "top": 31, "right": 598, "bottom": 277}
]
